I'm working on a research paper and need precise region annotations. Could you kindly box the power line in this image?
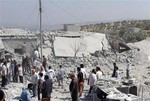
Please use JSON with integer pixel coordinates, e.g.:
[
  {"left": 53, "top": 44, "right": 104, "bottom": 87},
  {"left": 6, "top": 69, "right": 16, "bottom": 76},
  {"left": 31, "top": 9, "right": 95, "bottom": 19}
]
[
  {"left": 41, "top": 1, "right": 57, "bottom": 27},
  {"left": 24, "top": 1, "right": 39, "bottom": 28},
  {"left": 47, "top": 0, "right": 82, "bottom": 22}
]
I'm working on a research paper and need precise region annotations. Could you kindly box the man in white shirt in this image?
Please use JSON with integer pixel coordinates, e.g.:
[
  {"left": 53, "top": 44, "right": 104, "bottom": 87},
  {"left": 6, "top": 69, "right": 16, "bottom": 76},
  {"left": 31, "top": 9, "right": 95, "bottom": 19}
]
[
  {"left": 96, "top": 66, "right": 103, "bottom": 80},
  {"left": 115, "top": 67, "right": 120, "bottom": 79},
  {"left": 126, "top": 59, "right": 131, "bottom": 79},
  {"left": 18, "top": 64, "right": 23, "bottom": 83},
  {"left": 34, "top": 49, "right": 40, "bottom": 60},
  {"left": 80, "top": 64, "right": 87, "bottom": 80},
  {"left": 39, "top": 66, "right": 46, "bottom": 81},
  {"left": 47, "top": 66, "right": 55, "bottom": 81},
  {"left": 88, "top": 69, "right": 97, "bottom": 94},
  {"left": 32, "top": 58, "right": 38, "bottom": 67},
  {"left": 6, "top": 60, "right": 11, "bottom": 84},
  {"left": 31, "top": 69, "right": 38, "bottom": 97}
]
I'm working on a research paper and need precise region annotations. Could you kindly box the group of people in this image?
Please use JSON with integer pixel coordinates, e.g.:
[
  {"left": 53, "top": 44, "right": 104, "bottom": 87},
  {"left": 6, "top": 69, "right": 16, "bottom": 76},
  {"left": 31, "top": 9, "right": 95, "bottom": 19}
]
[
  {"left": 20, "top": 69, "right": 53, "bottom": 101},
  {"left": 0, "top": 58, "right": 24, "bottom": 88},
  {"left": 19, "top": 62, "right": 103, "bottom": 101},
  {"left": 0, "top": 51, "right": 132, "bottom": 101},
  {"left": 68, "top": 64, "right": 104, "bottom": 101},
  {"left": 72, "top": 60, "right": 132, "bottom": 101},
  {"left": 20, "top": 63, "right": 66, "bottom": 101},
  {"left": 112, "top": 59, "right": 131, "bottom": 79}
]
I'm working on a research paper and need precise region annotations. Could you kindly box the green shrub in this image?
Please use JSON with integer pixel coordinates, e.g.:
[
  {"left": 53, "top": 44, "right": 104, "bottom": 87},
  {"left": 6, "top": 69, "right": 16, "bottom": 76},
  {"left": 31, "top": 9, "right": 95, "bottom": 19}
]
[{"left": 122, "top": 32, "right": 149, "bottom": 43}]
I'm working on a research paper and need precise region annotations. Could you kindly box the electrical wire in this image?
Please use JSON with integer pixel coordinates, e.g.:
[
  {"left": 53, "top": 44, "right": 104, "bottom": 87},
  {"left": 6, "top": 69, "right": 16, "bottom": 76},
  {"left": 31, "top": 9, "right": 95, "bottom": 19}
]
[
  {"left": 47, "top": 0, "right": 82, "bottom": 22},
  {"left": 23, "top": 1, "right": 39, "bottom": 29}
]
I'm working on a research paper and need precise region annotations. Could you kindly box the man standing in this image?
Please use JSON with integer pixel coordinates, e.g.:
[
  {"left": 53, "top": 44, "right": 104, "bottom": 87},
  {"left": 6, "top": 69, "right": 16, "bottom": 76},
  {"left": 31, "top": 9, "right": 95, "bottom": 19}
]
[
  {"left": 31, "top": 69, "right": 38, "bottom": 97},
  {"left": 57, "top": 65, "right": 65, "bottom": 89},
  {"left": 69, "top": 74, "right": 78, "bottom": 101},
  {"left": 80, "top": 64, "right": 87, "bottom": 80},
  {"left": 1, "top": 61, "right": 7, "bottom": 88},
  {"left": 14, "top": 61, "right": 18, "bottom": 82},
  {"left": 11, "top": 60, "right": 15, "bottom": 82},
  {"left": 112, "top": 62, "right": 118, "bottom": 77},
  {"left": 42, "top": 75, "right": 52, "bottom": 101},
  {"left": 21, "top": 42, "right": 27, "bottom": 58},
  {"left": 88, "top": 69, "right": 97, "bottom": 94},
  {"left": 22, "top": 56, "right": 31, "bottom": 74},
  {"left": 47, "top": 66, "right": 55, "bottom": 82},
  {"left": 42, "top": 55, "right": 47, "bottom": 70},
  {"left": 18, "top": 64, "right": 23, "bottom": 83},
  {"left": 126, "top": 59, "right": 131, "bottom": 79},
  {"left": 39, "top": 66, "right": 46, "bottom": 81},
  {"left": 77, "top": 67, "right": 84, "bottom": 97},
  {"left": 34, "top": 49, "right": 40, "bottom": 60},
  {"left": 96, "top": 66, "right": 103, "bottom": 80},
  {"left": 20, "top": 83, "right": 33, "bottom": 101},
  {"left": 6, "top": 60, "right": 11, "bottom": 84},
  {"left": 37, "top": 72, "right": 44, "bottom": 101},
  {"left": 115, "top": 67, "right": 120, "bottom": 79}
]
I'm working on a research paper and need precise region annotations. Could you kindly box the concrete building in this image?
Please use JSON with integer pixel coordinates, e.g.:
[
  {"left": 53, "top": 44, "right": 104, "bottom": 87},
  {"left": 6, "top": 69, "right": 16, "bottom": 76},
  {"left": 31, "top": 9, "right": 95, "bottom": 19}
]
[
  {"left": 0, "top": 28, "right": 38, "bottom": 59},
  {"left": 63, "top": 24, "right": 80, "bottom": 32}
]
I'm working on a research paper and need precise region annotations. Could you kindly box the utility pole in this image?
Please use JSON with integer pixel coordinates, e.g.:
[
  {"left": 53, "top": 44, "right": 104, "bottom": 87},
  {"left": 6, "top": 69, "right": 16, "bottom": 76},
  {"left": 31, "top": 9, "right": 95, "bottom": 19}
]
[
  {"left": 39, "top": 0, "right": 43, "bottom": 61},
  {"left": 115, "top": 32, "right": 119, "bottom": 62}
]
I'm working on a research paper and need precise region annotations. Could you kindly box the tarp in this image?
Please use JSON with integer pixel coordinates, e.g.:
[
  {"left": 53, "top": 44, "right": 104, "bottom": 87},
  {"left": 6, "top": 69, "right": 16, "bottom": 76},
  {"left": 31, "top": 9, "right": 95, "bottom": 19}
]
[{"left": 54, "top": 33, "right": 109, "bottom": 57}]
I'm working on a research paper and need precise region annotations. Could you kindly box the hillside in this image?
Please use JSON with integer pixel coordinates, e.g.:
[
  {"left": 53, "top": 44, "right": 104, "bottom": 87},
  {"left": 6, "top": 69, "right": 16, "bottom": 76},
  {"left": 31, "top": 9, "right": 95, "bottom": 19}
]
[{"left": 81, "top": 20, "right": 150, "bottom": 43}]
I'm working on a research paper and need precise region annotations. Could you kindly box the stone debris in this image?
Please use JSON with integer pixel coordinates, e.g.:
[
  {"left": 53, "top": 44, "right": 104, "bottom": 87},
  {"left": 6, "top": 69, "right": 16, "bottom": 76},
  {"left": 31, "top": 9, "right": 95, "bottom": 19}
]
[{"left": 0, "top": 28, "right": 150, "bottom": 100}]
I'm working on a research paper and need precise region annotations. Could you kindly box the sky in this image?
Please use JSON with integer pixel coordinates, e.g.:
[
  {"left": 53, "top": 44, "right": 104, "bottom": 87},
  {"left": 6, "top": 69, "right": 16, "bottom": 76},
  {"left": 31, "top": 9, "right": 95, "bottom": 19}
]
[{"left": 0, "top": 0, "right": 150, "bottom": 29}]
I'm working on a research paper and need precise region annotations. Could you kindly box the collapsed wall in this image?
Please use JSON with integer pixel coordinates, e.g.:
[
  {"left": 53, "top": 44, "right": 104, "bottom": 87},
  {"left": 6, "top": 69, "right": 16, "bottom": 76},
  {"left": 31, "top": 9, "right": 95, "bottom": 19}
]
[
  {"left": 53, "top": 32, "right": 110, "bottom": 57},
  {"left": 0, "top": 28, "right": 38, "bottom": 59},
  {"left": 128, "top": 38, "right": 150, "bottom": 64}
]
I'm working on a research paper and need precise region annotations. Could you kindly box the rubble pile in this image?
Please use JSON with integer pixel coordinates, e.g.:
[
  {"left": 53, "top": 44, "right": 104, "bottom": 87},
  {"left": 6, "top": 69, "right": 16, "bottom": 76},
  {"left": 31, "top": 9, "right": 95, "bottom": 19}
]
[
  {"left": 46, "top": 48, "right": 140, "bottom": 71},
  {"left": 4, "top": 83, "right": 26, "bottom": 101},
  {"left": 1, "top": 28, "right": 150, "bottom": 100}
]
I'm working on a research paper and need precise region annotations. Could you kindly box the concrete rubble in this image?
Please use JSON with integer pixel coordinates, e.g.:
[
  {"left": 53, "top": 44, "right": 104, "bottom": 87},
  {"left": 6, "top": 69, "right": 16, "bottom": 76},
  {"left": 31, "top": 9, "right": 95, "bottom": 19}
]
[{"left": 0, "top": 28, "right": 150, "bottom": 100}]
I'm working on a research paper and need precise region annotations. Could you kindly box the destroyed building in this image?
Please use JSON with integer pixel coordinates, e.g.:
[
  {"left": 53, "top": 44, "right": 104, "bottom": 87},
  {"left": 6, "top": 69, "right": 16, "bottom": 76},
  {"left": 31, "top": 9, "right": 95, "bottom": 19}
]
[
  {"left": 1, "top": 27, "right": 150, "bottom": 101},
  {"left": 0, "top": 28, "right": 38, "bottom": 59},
  {"left": 42, "top": 31, "right": 111, "bottom": 58}
]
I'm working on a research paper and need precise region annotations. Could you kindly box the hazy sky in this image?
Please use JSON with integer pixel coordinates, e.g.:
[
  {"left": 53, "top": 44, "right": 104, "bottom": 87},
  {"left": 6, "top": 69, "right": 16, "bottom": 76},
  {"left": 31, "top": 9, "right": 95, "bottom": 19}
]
[{"left": 0, "top": 0, "right": 150, "bottom": 28}]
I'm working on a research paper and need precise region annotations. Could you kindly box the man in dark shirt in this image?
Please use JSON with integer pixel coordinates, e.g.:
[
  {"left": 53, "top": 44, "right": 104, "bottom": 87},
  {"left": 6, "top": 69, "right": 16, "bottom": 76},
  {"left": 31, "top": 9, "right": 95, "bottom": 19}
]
[
  {"left": 77, "top": 67, "right": 84, "bottom": 97},
  {"left": 0, "top": 89, "right": 5, "bottom": 101},
  {"left": 42, "top": 75, "right": 52, "bottom": 101},
  {"left": 112, "top": 62, "right": 118, "bottom": 77},
  {"left": 69, "top": 74, "right": 78, "bottom": 101},
  {"left": 42, "top": 55, "right": 47, "bottom": 70}
]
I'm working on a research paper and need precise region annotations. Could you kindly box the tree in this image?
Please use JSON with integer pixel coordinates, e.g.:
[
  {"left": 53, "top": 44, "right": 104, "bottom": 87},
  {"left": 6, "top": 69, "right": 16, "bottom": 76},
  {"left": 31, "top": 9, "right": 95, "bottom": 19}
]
[
  {"left": 69, "top": 38, "right": 86, "bottom": 62},
  {"left": 144, "top": 24, "right": 150, "bottom": 30},
  {"left": 122, "top": 32, "right": 149, "bottom": 43}
]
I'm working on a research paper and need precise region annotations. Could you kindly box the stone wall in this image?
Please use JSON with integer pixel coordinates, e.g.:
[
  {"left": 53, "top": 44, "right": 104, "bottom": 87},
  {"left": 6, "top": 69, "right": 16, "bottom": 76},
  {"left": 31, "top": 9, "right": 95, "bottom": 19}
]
[{"left": 2, "top": 38, "right": 37, "bottom": 57}]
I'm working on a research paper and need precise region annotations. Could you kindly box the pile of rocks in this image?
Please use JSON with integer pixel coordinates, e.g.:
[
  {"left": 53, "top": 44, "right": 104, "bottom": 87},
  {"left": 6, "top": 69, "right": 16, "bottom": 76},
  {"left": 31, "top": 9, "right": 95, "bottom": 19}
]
[{"left": 3, "top": 83, "right": 26, "bottom": 101}]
